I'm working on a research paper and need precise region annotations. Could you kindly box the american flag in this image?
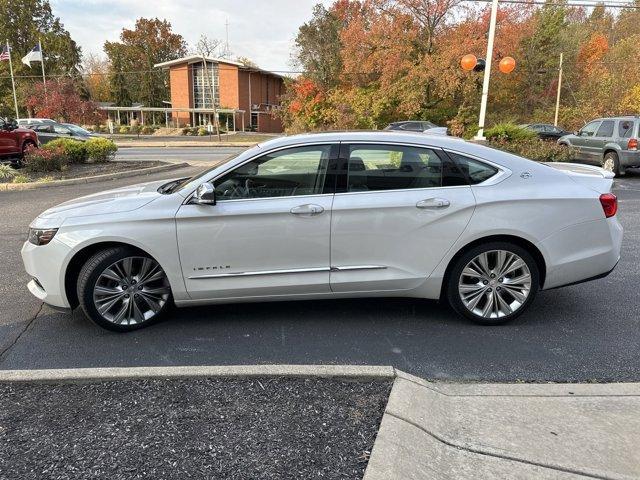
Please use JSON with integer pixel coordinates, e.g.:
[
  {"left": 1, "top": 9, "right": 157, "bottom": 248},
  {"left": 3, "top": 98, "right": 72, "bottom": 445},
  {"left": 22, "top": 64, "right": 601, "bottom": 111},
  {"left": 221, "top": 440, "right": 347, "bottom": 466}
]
[{"left": 0, "top": 45, "right": 9, "bottom": 61}]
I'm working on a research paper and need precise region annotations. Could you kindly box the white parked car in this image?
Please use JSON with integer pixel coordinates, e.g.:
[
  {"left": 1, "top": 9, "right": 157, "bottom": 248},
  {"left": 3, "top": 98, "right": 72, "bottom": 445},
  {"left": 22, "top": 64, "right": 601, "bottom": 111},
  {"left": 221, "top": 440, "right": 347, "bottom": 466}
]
[{"left": 21, "top": 132, "right": 623, "bottom": 331}]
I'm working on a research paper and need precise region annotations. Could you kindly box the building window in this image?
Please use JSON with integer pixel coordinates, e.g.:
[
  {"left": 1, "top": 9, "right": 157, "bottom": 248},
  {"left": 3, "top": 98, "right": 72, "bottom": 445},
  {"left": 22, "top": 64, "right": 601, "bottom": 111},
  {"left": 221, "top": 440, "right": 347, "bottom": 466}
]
[
  {"left": 192, "top": 62, "right": 220, "bottom": 109},
  {"left": 251, "top": 112, "right": 258, "bottom": 130}
]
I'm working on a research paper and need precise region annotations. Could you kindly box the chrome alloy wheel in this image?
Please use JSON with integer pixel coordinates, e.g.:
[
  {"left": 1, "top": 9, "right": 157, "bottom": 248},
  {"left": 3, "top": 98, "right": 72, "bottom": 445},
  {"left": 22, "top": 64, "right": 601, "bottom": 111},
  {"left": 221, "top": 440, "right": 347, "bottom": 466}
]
[
  {"left": 92, "top": 256, "right": 170, "bottom": 325},
  {"left": 458, "top": 250, "right": 532, "bottom": 319}
]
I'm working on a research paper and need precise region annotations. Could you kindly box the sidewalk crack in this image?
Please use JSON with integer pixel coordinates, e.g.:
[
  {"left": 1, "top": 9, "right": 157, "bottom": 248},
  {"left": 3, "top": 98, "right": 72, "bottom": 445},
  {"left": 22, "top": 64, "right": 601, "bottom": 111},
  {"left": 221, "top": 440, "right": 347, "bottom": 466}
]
[
  {"left": 0, "top": 303, "right": 43, "bottom": 365},
  {"left": 385, "top": 411, "right": 615, "bottom": 480}
]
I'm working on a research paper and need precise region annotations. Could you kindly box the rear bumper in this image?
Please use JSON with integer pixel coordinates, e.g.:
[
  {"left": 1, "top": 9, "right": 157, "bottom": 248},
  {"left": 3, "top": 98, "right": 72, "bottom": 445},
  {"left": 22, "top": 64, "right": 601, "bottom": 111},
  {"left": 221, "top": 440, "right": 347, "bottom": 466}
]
[
  {"left": 538, "top": 217, "right": 623, "bottom": 290},
  {"left": 619, "top": 150, "right": 640, "bottom": 168}
]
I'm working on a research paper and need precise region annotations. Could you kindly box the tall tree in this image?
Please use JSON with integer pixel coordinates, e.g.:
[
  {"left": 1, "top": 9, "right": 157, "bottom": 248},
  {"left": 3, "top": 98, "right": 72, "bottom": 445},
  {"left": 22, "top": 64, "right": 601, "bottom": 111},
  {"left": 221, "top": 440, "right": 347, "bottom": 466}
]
[
  {"left": 519, "top": 3, "right": 567, "bottom": 112},
  {"left": 82, "top": 54, "right": 112, "bottom": 103},
  {"left": 191, "top": 34, "right": 222, "bottom": 57},
  {"left": 292, "top": 3, "right": 346, "bottom": 89},
  {"left": 104, "top": 18, "right": 187, "bottom": 108},
  {"left": 0, "top": 0, "right": 81, "bottom": 116}
]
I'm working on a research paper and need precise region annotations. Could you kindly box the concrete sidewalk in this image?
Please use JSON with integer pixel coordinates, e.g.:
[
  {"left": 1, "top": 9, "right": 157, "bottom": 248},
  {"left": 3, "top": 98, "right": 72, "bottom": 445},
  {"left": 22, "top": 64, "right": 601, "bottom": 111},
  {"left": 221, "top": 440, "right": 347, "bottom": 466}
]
[{"left": 365, "top": 371, "right": 640, "bottom": 480}]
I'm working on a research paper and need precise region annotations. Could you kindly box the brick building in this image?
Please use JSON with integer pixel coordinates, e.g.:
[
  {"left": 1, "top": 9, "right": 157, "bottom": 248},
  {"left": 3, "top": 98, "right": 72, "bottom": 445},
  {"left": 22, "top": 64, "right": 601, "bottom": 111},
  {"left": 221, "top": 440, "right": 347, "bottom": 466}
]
[{"left": 154, "top": 56, "right": 285, "bottom": 133}]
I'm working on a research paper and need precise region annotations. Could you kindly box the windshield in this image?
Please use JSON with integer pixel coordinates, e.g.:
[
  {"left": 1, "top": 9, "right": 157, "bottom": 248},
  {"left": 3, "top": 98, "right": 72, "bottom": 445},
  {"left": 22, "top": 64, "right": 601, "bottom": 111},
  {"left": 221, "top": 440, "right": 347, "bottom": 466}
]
[
  {"left": 158, "top": 151, "right": 249, "bottom": 194},
  {"left": 64, "top": 124, "right": 91, "bottom": 135}
]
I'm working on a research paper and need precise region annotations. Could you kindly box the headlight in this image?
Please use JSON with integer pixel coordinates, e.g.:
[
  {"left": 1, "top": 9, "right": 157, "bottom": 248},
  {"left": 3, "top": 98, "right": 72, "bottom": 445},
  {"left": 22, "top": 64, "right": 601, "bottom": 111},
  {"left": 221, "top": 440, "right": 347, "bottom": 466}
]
[{"left": 28, "top": 228, "right": 58, "bottom": 246}]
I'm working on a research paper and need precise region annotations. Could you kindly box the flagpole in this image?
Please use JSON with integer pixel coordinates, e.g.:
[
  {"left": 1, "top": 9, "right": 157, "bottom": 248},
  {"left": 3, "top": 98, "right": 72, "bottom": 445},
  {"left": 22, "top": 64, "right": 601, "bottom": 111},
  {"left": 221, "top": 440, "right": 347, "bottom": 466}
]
[
  {"left": 39, "top": 39, "right": 47, "bottom": 96},
  {"left": 6, "top": 40, "right": 19, "bottom": 119}
]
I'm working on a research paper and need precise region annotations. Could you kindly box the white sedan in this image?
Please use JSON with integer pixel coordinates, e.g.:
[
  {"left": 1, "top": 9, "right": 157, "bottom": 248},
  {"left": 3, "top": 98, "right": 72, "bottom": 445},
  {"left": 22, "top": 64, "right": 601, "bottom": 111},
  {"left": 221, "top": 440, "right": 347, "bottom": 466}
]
[{"left": 21, "top": 132, "right": 623, "bottom": 331}]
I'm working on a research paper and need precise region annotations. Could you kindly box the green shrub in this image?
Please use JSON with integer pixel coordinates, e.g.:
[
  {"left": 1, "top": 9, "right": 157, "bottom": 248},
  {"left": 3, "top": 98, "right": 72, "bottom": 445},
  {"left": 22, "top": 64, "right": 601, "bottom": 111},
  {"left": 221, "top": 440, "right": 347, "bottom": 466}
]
[
  {"left": 0, "top": 164, "right": 17, "bottom": 182},
  {"left": 43, "top": 138, "right": 88, "bottom": 164},
  {"left": 85, "top": 137, "right": 118, "bottom": 163},
  {"left": 487, "top": 137, "right": 576, "bottom": 163},
  {"left": 197, "top": 127, "right": 208, "bottom": 136},
  {"left": 24, "top": 145, "right": 68, "bottom": 172},
  {"left": 141, "top": 125, "right": 155, "bottom": 135},
  {"left": 484, "top": 123, "right": 536, "bottom": 142},
  {"left": 119, "top": 126, "right": 130, "bottom": 134},
  {"left": 12, "top": 174, "right": 30, "bottom": 183}
]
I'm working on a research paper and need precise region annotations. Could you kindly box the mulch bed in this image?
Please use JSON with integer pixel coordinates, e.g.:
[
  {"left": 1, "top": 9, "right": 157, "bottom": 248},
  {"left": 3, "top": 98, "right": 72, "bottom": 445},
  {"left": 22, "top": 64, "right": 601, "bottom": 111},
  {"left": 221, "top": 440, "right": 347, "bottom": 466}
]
[
  {"left": 17, "top": 161, "right": 164, "bottom": 183},
  {"left": 0, "top": 377, "right": 392, "bottom": 480}
]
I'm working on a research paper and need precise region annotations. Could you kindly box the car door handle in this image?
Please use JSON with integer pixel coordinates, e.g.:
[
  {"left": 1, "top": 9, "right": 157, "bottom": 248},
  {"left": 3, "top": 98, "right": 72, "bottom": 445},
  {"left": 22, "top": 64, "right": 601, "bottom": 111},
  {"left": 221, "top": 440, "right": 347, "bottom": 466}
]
[
  {"left": 290, "top": 204, "right": 324, "bottom": 216},
  {"left": 416, "top": 198, "right": 450, "bottom": 209}
]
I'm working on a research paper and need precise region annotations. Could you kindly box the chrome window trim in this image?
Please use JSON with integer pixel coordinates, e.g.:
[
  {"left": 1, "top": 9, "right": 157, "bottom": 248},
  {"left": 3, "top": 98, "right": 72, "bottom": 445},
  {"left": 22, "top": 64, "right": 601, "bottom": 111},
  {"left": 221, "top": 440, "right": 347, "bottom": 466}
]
[
  {"left": 183, "top": 142, "right": 338, "bottom": 205},
  {"left": 442, "top": 148, "right": 512, "bottom": 186},
  {"left": 337, "top": 141, "right": 503, "bottom": 194}
]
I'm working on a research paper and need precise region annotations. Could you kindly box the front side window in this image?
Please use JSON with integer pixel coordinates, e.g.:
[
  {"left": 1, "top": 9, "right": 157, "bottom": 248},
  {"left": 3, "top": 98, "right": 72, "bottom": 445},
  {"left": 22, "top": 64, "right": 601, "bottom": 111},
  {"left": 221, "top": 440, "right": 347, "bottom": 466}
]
[
  {"left": 447, "top": 153, "right": 499, "bottom": 185},
  {"left": 214, "top": 145, "right": 332, "bottom": 201},
  {"left": 595, "top": 120, "right": 614, "bottom": 138},
  {"left": 345, "top": 144, "right": 460, "bottom": 192},
  {"left": 580, "top": 121, "right": 601, "bottom": 137}
]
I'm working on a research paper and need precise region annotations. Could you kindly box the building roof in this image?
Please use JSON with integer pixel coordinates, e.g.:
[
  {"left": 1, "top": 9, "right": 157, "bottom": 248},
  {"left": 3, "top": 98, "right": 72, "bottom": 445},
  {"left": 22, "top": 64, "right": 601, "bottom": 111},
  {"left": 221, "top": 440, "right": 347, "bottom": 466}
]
[{"left": 153, "top": 55, "right": 285, "bottom": 79}]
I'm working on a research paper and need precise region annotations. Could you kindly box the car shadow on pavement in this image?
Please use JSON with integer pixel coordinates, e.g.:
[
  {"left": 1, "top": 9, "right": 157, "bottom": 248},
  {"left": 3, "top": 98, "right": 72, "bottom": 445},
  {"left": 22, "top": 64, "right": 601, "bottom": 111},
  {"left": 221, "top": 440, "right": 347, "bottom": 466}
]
[{"left": 3, "top": 281, "right": 638, "bottom": 384}]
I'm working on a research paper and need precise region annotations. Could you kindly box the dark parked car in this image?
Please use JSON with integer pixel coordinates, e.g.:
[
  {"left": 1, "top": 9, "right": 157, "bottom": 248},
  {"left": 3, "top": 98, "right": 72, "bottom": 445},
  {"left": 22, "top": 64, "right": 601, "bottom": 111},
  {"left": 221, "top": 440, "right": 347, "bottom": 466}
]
[
  {"left": 520, "top": 123, "right": 569, "bottom": 141},
  {"left": 0, "top": 118, "right": 38, "bottom": 167},
  {"left": 558, "top": 116, "right": 640, "bottom": 177},
  {"left": 28, "top": 122, "right": 93, "bottom": 145},
  {"left": 385, "top": 120, "right": 448, "bottom": 135}
]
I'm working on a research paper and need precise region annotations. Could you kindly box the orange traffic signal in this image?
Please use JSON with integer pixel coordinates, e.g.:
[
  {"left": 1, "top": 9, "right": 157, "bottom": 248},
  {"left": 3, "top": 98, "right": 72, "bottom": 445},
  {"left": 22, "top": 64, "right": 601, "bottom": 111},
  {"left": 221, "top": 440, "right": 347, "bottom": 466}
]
[
  {"left": 499, "top": 56, "right": 516, "bottom": 74},
  {"left": 460, "top": 54, "right": 477, "bottom": 71}
]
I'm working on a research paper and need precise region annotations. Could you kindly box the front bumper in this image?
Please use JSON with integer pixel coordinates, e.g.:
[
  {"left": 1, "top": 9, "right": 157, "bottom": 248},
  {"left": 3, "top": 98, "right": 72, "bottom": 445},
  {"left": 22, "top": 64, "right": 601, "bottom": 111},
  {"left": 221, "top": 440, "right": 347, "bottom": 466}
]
[{"left": 21, "top": 239, "right": 71, "bottom": 309}]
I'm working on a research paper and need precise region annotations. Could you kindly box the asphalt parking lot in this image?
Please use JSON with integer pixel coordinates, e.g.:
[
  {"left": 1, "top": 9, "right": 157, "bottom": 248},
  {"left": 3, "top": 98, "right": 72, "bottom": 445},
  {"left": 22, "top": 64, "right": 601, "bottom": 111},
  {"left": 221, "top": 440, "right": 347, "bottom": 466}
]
[{"left": 1, "top": 165, "right": 639, "bottom": 382}]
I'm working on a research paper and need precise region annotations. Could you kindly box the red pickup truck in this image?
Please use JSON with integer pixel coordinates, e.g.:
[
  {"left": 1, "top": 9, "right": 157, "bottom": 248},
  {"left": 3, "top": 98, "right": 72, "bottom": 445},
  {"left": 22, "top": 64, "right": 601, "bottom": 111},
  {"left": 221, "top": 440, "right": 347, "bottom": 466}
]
[{"left": 0, "top": 118, "right": 38, "bottom": 166}]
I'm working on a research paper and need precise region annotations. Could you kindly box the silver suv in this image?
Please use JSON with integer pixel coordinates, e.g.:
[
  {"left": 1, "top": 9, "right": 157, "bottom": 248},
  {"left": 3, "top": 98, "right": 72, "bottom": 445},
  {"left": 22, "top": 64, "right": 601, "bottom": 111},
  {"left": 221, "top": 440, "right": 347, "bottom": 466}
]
[{"left": 558, "top": 116, "right": 639, "bottom": 176}]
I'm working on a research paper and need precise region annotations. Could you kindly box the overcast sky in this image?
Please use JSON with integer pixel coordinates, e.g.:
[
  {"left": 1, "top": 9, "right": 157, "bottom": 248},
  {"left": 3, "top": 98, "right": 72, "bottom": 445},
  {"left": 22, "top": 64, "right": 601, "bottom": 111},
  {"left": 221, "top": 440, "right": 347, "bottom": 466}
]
[{"left": 50, "top": 0, "right": 332, "bottom": 72}]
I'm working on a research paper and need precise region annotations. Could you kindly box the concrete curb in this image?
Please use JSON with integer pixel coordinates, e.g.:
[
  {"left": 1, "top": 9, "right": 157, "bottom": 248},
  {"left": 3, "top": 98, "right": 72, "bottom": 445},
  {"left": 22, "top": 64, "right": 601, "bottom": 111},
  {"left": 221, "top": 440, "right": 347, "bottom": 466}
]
[
  {"left": 0, "top": 162, "right": 191, "bottom": 192},
  {"left": 0, "top": 364, "right": 396, "bottom": 383}
]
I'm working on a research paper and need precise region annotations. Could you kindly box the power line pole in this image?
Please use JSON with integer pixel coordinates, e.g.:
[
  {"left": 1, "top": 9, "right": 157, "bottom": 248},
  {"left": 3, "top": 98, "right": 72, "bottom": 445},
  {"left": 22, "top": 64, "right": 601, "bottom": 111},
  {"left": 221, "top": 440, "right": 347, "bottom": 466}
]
[
  {"left": 554, "top": 52, "right": 564, "bottom": 127},
  {"left": 474, "top": 0, "right": 499, "bottom": 141}
]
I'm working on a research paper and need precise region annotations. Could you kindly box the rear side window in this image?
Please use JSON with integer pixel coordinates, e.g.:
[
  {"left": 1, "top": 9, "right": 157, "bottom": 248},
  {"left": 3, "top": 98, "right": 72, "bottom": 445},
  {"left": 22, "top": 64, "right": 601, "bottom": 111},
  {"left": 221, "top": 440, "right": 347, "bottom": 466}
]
[
  {"left": 447, "top": 153, "right": 499, "bottom": 185},
  {"left": 595, "top": 120, "right": 614, "bottom": 137},
  {"left": 345, "top": 144, "right": 457, "bottom": 192},
  {"left": 618, "top": 120, "right": 635, "bottom": 138}
]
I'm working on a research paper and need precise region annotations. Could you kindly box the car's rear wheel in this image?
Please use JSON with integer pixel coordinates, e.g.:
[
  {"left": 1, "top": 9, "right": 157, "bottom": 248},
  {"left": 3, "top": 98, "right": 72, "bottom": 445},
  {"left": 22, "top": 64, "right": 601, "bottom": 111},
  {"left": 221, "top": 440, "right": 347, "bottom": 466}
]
[
  {"left": 602, "top": 152, "right": 624, "bottom": 177},
  {"left": 446, "top": 242, "right": 539, "bottom": 325},
  {"left": 77, "top": 247, "right": 172, "bottom": 332}
]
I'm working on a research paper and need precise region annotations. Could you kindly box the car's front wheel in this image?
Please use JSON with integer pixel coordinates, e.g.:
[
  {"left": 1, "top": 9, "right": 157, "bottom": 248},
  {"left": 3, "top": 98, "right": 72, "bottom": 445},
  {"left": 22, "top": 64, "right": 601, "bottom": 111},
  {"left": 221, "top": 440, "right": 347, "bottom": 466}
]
[
  {"left": 446, "top": 242, "right": 539, "bottom": 325},
  {"left": 77, "top": 247, "right": 172, "bottom": 332}
]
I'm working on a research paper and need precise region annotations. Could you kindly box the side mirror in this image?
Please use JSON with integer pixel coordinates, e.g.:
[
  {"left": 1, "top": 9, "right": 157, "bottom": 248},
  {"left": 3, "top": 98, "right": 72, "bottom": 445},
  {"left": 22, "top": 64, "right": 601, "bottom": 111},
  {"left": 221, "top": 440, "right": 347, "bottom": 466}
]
[
  {"left": 575, "top": 131, "right": 581, "bottom": 136},
  {"left": 192, "top": 182, "right": 216, "bottom": 205}
]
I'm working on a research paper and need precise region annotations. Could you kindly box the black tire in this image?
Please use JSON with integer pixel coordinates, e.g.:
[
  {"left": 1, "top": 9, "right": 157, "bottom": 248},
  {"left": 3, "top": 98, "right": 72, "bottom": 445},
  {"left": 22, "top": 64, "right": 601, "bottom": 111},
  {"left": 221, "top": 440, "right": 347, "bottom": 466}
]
[
  {"left": 446, "top": 241, "right": 540, "bottom": 325},
  {"left": 602, "top": 151, "right": 624, "bottom": 177},
  {"left": 77, "top": 247, "right": 172, "bottom": 332}
]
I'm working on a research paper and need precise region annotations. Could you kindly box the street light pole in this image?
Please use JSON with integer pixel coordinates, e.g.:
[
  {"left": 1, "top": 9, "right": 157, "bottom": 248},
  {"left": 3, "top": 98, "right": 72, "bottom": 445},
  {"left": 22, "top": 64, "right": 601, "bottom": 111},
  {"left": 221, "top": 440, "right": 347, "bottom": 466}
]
[
  {"left": 474, "top": 0, "right": 499, "bottom": 141},
  {"left": 554, "top": 52, "right": 564, "bottom": 127}
]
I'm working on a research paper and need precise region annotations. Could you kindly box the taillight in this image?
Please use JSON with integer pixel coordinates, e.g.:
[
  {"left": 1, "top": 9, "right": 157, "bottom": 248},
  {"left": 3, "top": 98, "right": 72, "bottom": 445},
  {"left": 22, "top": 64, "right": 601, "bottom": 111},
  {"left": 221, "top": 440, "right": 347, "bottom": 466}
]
[
  {"left": 628, "top": 138, "right": 638, "bottom": 151},
  {"left": 599, "top": 193, "right": 618, "bottom": 218}
]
